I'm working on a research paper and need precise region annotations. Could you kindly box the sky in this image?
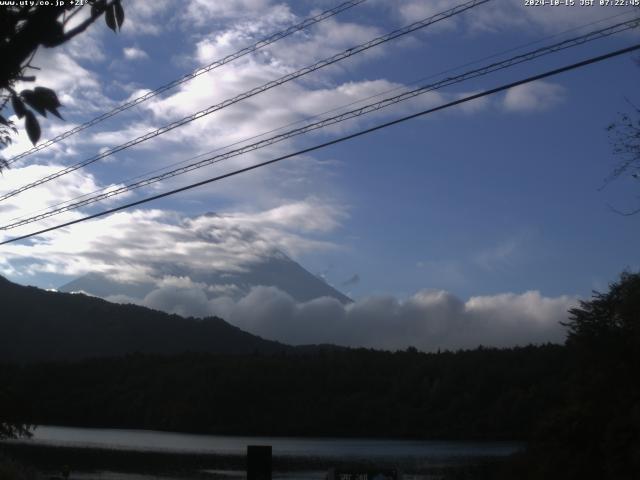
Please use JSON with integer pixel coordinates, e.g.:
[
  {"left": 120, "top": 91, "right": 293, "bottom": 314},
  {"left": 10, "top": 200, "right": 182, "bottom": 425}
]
[{"left": 1, "top": 0, "right": 639, "bottom": 350}]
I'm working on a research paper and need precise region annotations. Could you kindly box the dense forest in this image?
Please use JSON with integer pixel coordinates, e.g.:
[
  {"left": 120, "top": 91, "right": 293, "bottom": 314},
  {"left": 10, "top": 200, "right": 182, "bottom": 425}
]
[{"left": 1, "top": 345, "right": 567, "bottom": 440}]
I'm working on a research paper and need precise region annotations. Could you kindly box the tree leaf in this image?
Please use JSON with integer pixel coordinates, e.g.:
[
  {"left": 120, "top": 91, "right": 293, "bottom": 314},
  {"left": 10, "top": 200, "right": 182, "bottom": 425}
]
[
  {"left": 49, "top": 107, "right": 64, "bottom": 120},
  {"left": 105, "top": 5, "right": 117, "bottom": 32},
  {"left": 11, "top": 95, "right": 27, "bottom": 119},
  {"left": 24, "top": 111, "right": 41, "bottom": 145},
  {"left": 39, "top": 21, "right": 65, "bottom": 47},
  {"left": 31, "top": 87, "right": 63, "bottom": 118},
  {"left": 91, "top": 0, "right": 107, "bottom": 17},
  {"left": 34, "top": 87, "right": 61, "bottom": 108},
  {"left": 114, "top": 0, "right": 125, "bottom": 29},
  {"left": 21, "top": 90, "right": 47, "bottom": 117}
]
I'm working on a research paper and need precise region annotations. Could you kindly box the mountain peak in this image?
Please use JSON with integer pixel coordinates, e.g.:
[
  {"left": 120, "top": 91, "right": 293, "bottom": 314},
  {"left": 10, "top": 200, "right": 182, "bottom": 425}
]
[{"left": 59, "top": 252, "right": 351, "bottom": 314}]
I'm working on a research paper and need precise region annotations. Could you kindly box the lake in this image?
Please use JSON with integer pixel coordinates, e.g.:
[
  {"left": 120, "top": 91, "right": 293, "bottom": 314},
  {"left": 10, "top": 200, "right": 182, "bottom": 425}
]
[
  {"left": 16, "top": 425, "right": 521, "bottom": 459},
  {"left": 6, "top": 426, "right": 523, "bottom": 479}
]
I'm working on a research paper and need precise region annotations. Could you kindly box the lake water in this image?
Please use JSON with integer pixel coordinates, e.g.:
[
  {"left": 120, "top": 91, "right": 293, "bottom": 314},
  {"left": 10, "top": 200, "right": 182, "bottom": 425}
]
[{"left": 17, "top": 425, "right": 522, "bottom": 459}]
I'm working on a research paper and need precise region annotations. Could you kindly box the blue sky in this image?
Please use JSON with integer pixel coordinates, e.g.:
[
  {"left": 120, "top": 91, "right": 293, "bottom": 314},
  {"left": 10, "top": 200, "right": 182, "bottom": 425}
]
[{"left": 0, "top": 0, "right": 639, "bottom": 349}]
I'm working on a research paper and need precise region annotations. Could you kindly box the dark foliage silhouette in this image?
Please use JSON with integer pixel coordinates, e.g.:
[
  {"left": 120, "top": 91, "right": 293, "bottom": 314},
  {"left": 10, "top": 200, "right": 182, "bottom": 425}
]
[
  {"left": 503, "top": 272, "right": 640, "bottom": 480},
  {"left": 0, "top": 0, "right": 124, "bottom": 169},
  {"left": 605, "top": 55, "right": 640, "bottom": 215},
  {"left": 0, "top": 387, "right": 31, "bottom": 441},
  {"left": 0, "top": 1, "right": 125, "bottom": 438}
]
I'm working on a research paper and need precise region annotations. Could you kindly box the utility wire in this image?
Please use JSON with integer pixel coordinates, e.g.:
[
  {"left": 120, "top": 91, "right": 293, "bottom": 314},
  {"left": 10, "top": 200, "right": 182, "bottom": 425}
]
[
  {"left": 4, "top": 0, "right": 369, "bottom": 165},
  {"left": 2, "top": 16, "right": 638, "bottom": 231},
  {"left": 0, "top": 0, "right": 490, "bottom": 203},
  {"left": 2, "top": 43, "right": 638, "bottom": 246},
  {"left": 7, "top": 8, "right": 635, "bottom": 227}
]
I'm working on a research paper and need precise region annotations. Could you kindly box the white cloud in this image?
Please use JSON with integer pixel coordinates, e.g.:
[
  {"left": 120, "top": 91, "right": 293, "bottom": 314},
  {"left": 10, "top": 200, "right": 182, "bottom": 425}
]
[
  {"left": 80, "top": 62, "right": 434, "bottom": 208},
  {"left": 65, "top": 30, "right": 106, "bottom": 64},
  {"left": 453, "top": 90, "right": 492, "bottom": 114},
  {"left": 121, "top": 0, "right": 175, "bottom": 36},
  {"left": 182, "top": 0, "right": 275, "bottom": 27},
  {"left": 0, "top": 164, "right": 124, "bottom": 219},
  {"left": 218, "top": 200, "right": 347, "bottom": 233},
  {"left": 395, "top": 0, "right": 463, "bottom": 31},
  {"left": 123, "top": 47, "right": 149, "bottom": 61},
  {"left": 268, "top": 17, "right": 383, "bottom": 68},
  {"left": 127, "top": 283, "right": 575, "bottom": 351},
  {"left": 0, "top": 164, "right": 132, "bottom": 278},
  {"left": 142, "top": 281, "right": 217, "bottom": 318},
  {"left": 503, "top": 81, "right": 566, "bottom": 113},
  {"left": 192, "top": 4, "right": 296, "bottom": 62},
  {"left": 391, "top": 0, "right": 636, "bottom": 34},
  {"left": 0, "top": 199, "right": 346, "bottom": 283},
  {"left": 397, "top": 1, "right": 442, "bottom": 23}
]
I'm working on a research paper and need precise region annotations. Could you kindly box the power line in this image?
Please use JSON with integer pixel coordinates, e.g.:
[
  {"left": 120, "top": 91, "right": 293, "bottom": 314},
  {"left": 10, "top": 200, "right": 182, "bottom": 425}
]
[
  {"left": 2, "top": 42, "right": 638, "bottom": 246},
  {"left": 7, "top": 8, "right": 635, "bottom": 228},
  {"left": 2, "top": 17, "right": 638, "bottom": 230},
  {"left": 5, "top": 0, "right": 369, "bottom": 165},
  {"left": 0, "top": 0, "right": 490, "bottom": 203},
  {"left": 3, "top": 16, "right": 637, "bottom": 231}
]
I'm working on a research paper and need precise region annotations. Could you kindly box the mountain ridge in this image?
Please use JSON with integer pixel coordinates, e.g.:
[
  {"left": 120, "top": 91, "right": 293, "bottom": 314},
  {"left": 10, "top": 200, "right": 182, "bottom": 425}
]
[
  {"left": 0, "top": 275, "right": 294, "bottom": 362},
  {"left": 59, "top": 251, "right": 352, "bottom": 308}
]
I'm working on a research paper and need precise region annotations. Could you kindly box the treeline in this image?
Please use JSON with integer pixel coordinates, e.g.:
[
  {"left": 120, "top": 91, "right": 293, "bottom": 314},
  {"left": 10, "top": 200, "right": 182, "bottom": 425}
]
[{"left": 1, "top": 344, "right": 568, "bottom": 440}]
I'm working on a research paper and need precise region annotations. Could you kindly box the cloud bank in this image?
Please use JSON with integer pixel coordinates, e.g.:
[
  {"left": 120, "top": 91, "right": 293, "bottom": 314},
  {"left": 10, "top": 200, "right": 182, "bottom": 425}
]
[
  {"left": 0, "top": 198, "right": 345, "bottom": 282},
  {"left": 117, "top": 283, "right": 574, "bottom": 351}
]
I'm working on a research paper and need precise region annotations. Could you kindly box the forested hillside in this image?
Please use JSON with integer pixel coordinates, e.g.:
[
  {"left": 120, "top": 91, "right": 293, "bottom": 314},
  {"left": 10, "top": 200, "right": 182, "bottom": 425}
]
[{"left": 0, "top": 276, "right": 289, "bottom": 362}]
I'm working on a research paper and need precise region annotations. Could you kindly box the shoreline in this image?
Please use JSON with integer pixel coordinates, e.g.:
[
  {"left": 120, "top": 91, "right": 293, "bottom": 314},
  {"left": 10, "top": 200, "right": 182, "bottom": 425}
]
[{"left": 0, "top": 441, "right": 508, "bottom": 477}]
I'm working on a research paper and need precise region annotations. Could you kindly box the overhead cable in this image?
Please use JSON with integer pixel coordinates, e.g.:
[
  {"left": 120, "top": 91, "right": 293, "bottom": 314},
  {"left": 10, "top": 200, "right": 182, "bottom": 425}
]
[
  {"left": 0, "top": 0, "right": 490, "bottom": 203},
  {"left": 2, "top": 16, "right": 638, "bottom": 230},
  {"left": 5, "top": 0, "right": 369, "bottom": 165},
  {"left": 8, "top": 7, "right": 635, "bottom": 227}
]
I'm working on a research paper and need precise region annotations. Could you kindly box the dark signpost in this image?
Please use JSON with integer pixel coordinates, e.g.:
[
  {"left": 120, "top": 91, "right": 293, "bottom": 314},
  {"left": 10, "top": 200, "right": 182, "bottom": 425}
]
[{"left": 247, "top": 445, "right": 272, "bottom": 480}]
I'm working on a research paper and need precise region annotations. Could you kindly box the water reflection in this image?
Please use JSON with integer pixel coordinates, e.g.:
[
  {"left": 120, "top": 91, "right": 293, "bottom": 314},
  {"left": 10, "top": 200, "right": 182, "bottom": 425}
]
[{"left": 20, "top": 425, "right": 521, "bottom": 458}]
